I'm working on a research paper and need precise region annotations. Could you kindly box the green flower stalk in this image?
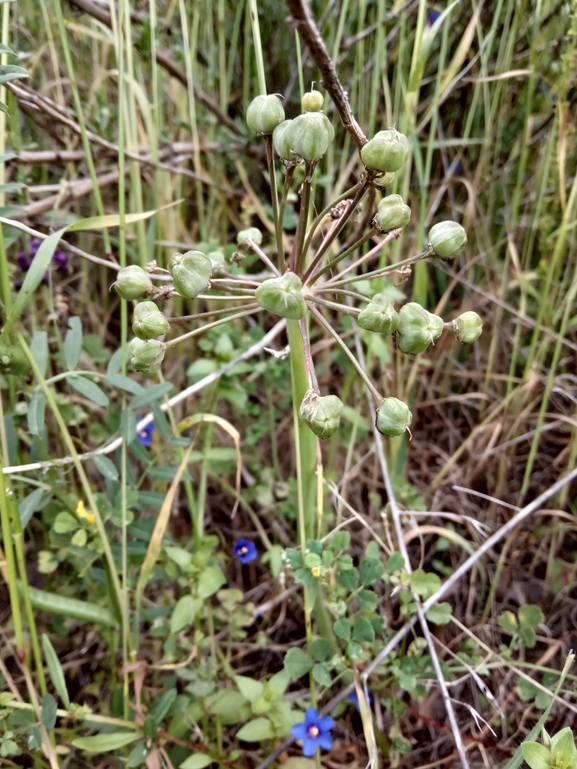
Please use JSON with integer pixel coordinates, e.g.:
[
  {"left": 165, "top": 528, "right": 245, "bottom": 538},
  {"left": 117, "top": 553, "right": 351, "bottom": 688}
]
[
  {"left": 114, "top": 265, "right": 154, "bottom": 300},
  {"left": 376, "top": 397, "right": 413, "bottom": 437}
]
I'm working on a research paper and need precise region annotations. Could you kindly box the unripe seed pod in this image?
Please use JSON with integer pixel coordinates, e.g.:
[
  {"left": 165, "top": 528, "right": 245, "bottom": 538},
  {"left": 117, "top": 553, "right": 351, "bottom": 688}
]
[
  {"left": 288, "top": 112, "right": 334, "bottom": 162},
  {"left": 0, "top": 340, "right": 31, "bottom": 377},
  {"left": 114, "top": 265, "right": 153, "bottom": 300},
  {"left": 302, "top": 89, "right": 324, "bottom": 112},
  {"left": 237, "top": 227, "right": 263, "bottom": 246},
  {"left": 376, "top": 397, "right": 413, "bottom": 437},
  {"left": 246, "top": 94, "right": 285, "bottom": 134},
  {"left": 169, "top": 250, "right": 212, "bottom": 298},
  {"left": 273, "top": 120, "right": 294, "bottom": 161},
  {"left": 361, "top": 129, "right": 410, "bottom": 173},
  {"left": 358, "top": 293, "right": 399, "bottom": 334},
  {"left": 428, "top": 221, "right": 467, "bottom": 259},
  {"left": 376, "top": 194, "right": 411, "bottom": 231},
  {"left": 128, "top": 338, "right": 166, "bottom": 376},
  {"left": 255, "top": 272, "right": 307, "bottom": 319},
  {"left": 396, "top": 302, "right": 444, "bottom": 354},
  {"left": 452, "top": 311, "right": 482, "bottom": 343},
  {"left": 299, "top": 389, "right": 344, "bottom": 439},
  {"left": 132, "top": 301, "right": 170, "bottom": 340}
]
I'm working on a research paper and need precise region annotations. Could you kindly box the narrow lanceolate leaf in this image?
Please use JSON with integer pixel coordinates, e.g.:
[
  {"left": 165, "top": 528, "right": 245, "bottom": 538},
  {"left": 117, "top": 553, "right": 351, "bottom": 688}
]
[
  {"left": 40, "top": 693, "right": 57, "bottom": 729},
  {"left": 0, "top": 181, "right": 26, "bottom": 194},
  {"left": 0, "top": 64, "right": 29, "bottom": 85},
  {"left": 27, "top": 390, "right": 46, "bottom": 436},
  {"left": 26, "top": 586, "right": 118, "bottom": 627},
  {"left": 93, "top": 454, "right": 119, "bottom": 481},
  {"left": 41, "top": 634, "right": 70, "bottom": 708},
  {"left": 120, "top": 409, "right": 138, "bottom": 444},
  {"left": 29, "top": 331, "right": 49, "bottom": 378},
  {"left": 104, "top": 373, "right": 144, "bottom": 395},
  {"left": 66, "top": 375, "right": 109, "bottom": 407},
  {"left": 72, "top": 732, "right": 141, "bottom": 752},
  {"left": 63, "top": 316, "right": 83, "bottom": 370}
]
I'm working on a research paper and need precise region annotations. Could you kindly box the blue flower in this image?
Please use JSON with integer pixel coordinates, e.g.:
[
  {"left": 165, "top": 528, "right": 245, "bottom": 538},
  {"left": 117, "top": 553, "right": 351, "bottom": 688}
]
[
  {"left": 349, "top": 690, "right": 373, "bottom": 709},
  {"left": 137, "top": 423, "right": 155, "bottom": 447},
  {"left": 291, "top": 708, "right": 334, "bottom": 757},
  {"left": 233, "top": 539, "right": 258, "bottom": 564},
  {"left": 427, "top": 10, "right": 441, "bottom": 24}
]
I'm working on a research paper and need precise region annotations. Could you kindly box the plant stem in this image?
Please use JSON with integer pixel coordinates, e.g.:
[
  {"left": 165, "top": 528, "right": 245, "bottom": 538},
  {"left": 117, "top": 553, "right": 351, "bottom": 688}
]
[
  {"left": 308, "top": 227, "right": 377, "bottom": 284},
  {"left": 307, "top": 295, "right": 360, "bottom": 316},
  {"left": 293, "top": 166, "right": 314, "bottom": 274},
  {"left": 302, "top": 180, "right": 365, "bottom": 260},
  {"left": 264, "top": 135, "right": 285, "bottom": 272},
  {"left": 165, "top": 306, "right": 261, "bottom": 348},
  {"left": 248, "top": 0, "right": 267, "bottom": 95}
]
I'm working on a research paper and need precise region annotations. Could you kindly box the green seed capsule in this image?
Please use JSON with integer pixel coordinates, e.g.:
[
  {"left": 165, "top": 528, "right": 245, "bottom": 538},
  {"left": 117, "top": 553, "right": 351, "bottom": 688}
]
[
  {"left": 272, "top": 120, "right": 294, "bottom": 161},
  {"left": 128, "top": 338, "right": 166, "bottom": 376},
  {"left": 428, "top": 221, "right": 467, "bottom": 259},
  {"left": 452, "top": 311, "right": 482, "bottom": 343},
  {"left": 246, "top": 94, "right": 285, "bottom": 134},
  {"left": 396, "top": 302, "right": 444, "bottom": 354},
  {"left": 360, "top": 129, "right": 410, "bottom": 173},
  {"left": 376, "top": 194, "right": 411, "bottom": 231},
  {"left": 237, "top": 227, "right": 263, "bottom": 246},
  {"left": 301, "top": 90, "right": 324, "bottom": 112},
  {"left": 169, "top": 251, "right": 212, "bottom": 298},
  {"left": 358, "top": 293, "right": 399, "bottom": 334},
  {"left": 255, "top": 272, "right": 307, "bottom": 319},
  {"left": 288, "top": 112, "right": 334, "bottom": 162},
  {"left": 376, "top": 397, "right": 413, "bottom": 437},
  {"left": 114, "top": 265, "right": 153, "bottom": 300},
  {"left": 0, "top": 341, "right": 31, "bottom": 377},
  {"left": 299, "top": 390, "right": 344, "bottom": 439},
  {"left": 132, "top": 301, "right": 170, "bottom": 340}
]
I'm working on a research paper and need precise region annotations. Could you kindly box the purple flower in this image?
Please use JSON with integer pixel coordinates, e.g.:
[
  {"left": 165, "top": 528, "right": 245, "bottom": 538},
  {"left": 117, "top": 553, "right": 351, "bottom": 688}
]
[
  {"left": 16, "top": 239, "right": 69, "bottom": 277},
  {"left": 233, "top": 539, "right": 258, "bottom": 564},
  {"left": 427, "top": 10, "right": 441, "bottom": 24},
  {"left": 291, "top": 708, "right": 334, "bottom": 757},
  {"left": 137, "top": 423, "right": 155, "bottom": 447},
  {"left": 349, "top": 690, "right": 373, "bottom": 709}
]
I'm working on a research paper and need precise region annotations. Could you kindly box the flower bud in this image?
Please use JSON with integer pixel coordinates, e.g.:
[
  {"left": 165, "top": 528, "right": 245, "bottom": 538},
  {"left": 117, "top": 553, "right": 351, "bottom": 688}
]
[
  {"left": 128, "top": 338, "right": 166, "bottom": 376},
  {"left": 428, "top": 221, "right": 467, "bottom": 259},
  {"left": 358, "top": 293, "right": 399, "bottom": 334},
  {"left": 255, "top": 272, "right": 307, "bottom": 319},
  {"left": 272, "top": 120, "right": 294, "bottom": 161},
  {"left": 169, "top": 250, "right": 212, "bottom": 298},
  {"left": 246, "top": 94, "right": 285, "bottom": 134},
  {"left": 302, "top": 90, "right": 324, "bottom": 112},
  {"left": 360, "top": 129, "right": 410, "bottom": 173},
  {"left": 132, "top": 301, "right": 170, "bottom": 340},
  {"left": 114, "top": 265, "right": 153, "bottom": 300},
  {"left": 299, "top": 390, "right": 344, "bottom": 439},
  {"left": 376, "top": 397, "right": 413, "bottom": 437},
  {"left": 376, "top": 194, "right": 411, "bottom": 231},
  {"left": 452, "top": 311, "right": 482, "bottom": 343},
  {"left": 396, "top": 302, "right": 444, "bottom": 354},
  {"left": 237, "top": 227, "right": 263, "bottom": 246},
  {"left": 288, "top": 112, "right": 334, "bottom": 162}
]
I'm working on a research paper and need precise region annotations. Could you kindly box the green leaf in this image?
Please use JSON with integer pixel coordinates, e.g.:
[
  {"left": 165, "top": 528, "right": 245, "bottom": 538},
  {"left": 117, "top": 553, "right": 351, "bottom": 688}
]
[
  {"left": 18, "top": 487, "right": 47, "bottom": 529},
  {"left": 359, "top": 557, "right": 385, "bottom": 585},
  {"left": 305, "top": 539, "right": 322, "bottom": 555},
  {"left": 336, "top": 566, "right": 358, "bottom": 591},
  {"left": 30, "top": 331, "right": 49, "bottom": 378},
  {"left": 386, "top": 552, "right": 405, "bottom": 573},
  {"left": 93, "top": 454, "right": 119, "bottom": 481},
  {"left": 294, "top": 567, "right": 315, "bottom": 586},
  {"left": 127, "top": 743, "right": 149, "bottom": 767},
  {"left": 130, "top": 382, "right": 173, "bottom": 409},
  {"left": 262, "top": 544, "right": 283, "bottom": 578},
  {"left": 312, "top": 663, "right": 332, "bottom": 687},
  {"left": 333, "top": 618, "right": 351, "bottom": 641},
  {"left": 352, "top": 617, "right": 375, "bottom": 643},
  {"left": 0, "top": 181, "right": 26, "bottom": 194},
  {"left": 268, "top": 669, "right": 290, "bottom": 697},
  {"left": 180, "top": 753, "right": 214, "bottom": 769},
  {"left": 197, "top": 566, "right": 227, "bottom": 599},
  {"left": 497, "top": 610, "right": 518, "bottom": 634},
  {"left": 27, "top": 586, "right": 117, "bottom": 627},
  {"left": 520, "top": 743, "right": 551, "bottom": 769},
  {"left": 409, "top": 569, "right": 441, "bottom": 598},
  {"left": 425, "top": 602, "right": 452, "bottom": 625},
  {"left": 206, "top": 689, "right": 248, "bottom": 718},
  {"left": 170, "top": 594, "right": 195, "bottom": 634},
  {"left": 284, "top": 647, "right": 313, "bottom": 678},
  {"left": 165, "top": 546, "right": 191, "bottom": 569},
  {"left": 63, "top": 316, "right": 82, "bottom": 370},
  {"left": 27, "top": 390, "right": 46, "bottom": 436},
  {"left": 41, "top": 693, "right": 57, "bottom": 729},
  {"left": 330, "top": 531, "right": 350, "bottom": 550},
  {"left": 357, "top": 589, "right": 378, "bottom": 613},
  {"left": 72, "top": 731, "right": 140, "bottom": 752},
  {"left": 0, "top": 64, "right": 29, "bottom": 85},
  {"left": 67, "top": 375, "right": 109, "bottom": 407},
  {"left": 53, "top": 511, "right": 79, "bottom": 534},
  {"left": 0, "top": 44, "right": 15, "bottom": 55},
  {"left": 518, "top": 604, "right": 544, "bottom": 631},
  {"left": 150, "top": 688, "right": 177, "bottom": 725},
  {"left": 41, "top": 634, "right": 70, "bottom": 708},
  {"left": 519, "top": 626, "right": 537, "bottom": 648},
  {"left": 121, "top": 410, "right": 138, "bottom": 444},
  {"left": 234, "top": 675, "right": 264, "bottom": 703},
  {"left": 310, "top": 638, "right": 330, "bottom": 662},
  {"left": 105, "top": 373, "right": 145, "bottom": 395},
  {"left": 284, "top": 548, "right": 303, "bottom": 569},
  {"left": 236, "top": 718, "right": 274, "bottom": 742},
  {"left": 346, "top": 641, "right": 363, "bottom": 659}
]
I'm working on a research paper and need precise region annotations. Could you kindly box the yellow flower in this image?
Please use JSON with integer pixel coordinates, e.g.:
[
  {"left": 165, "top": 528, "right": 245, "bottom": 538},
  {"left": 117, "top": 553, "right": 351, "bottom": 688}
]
[
  {"left": 76, "top": 500, "right": 88, "bottom": 519},
  {"left": 86, "top": 513, "right": 95, "bottom": 525},
  {"left": 311, "top": 565, "right": 321, "bottom": 578}
]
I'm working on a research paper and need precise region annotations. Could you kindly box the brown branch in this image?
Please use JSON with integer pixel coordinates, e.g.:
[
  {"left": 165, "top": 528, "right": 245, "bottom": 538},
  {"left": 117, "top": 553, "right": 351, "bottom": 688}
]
[
  {"left": 286, "top": 0, "right": 367, "bottom": 150},
  {"left": 67, "top": 0, "right": 240, "bottom": 135}
]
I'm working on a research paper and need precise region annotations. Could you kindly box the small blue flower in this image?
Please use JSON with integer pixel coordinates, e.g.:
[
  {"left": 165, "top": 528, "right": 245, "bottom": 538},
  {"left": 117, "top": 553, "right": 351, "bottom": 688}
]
[
  {"left": 137, "top": 423, "right": 155, "bottom": 447},
  {"left": 349, "top": 690, "right": 373, "bottom": 709},
  {"left": 427, "top": 10, "right": 441, "bottom": 24},
  {"left": 233, "top": 539, "right": 258, "bottom": 564},
  {"left": 291, "top": 708, "right": 334, "bottom": 757}
]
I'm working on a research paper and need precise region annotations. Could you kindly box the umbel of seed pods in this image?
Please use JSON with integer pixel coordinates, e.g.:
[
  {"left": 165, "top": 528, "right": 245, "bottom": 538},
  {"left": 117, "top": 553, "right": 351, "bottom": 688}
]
[{"left": 245, "top": 89, "right": 482, "bottom": 440}]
